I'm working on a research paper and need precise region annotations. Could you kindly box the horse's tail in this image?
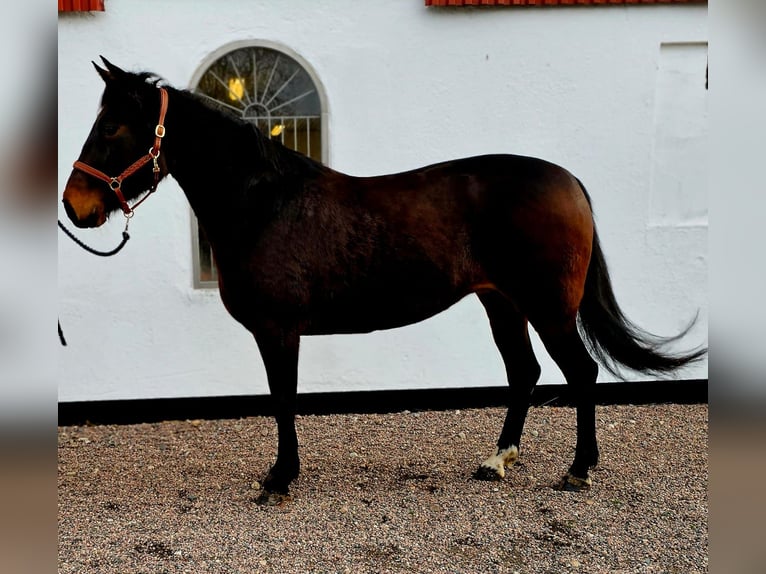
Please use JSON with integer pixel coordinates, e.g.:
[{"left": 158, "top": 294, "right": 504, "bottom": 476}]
[{"left": 575, "top": 182, "right": 707, "bottom": 378}]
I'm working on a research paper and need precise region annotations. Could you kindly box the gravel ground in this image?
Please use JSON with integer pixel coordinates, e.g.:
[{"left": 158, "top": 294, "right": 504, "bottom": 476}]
[{"left": 58, "top": 403, "right": 707, "bottom": 573}]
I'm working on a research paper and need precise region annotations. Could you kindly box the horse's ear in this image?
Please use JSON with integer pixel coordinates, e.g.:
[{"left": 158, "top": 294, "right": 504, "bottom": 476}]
[
  {"left": 92, "top": 60, "right": 113, "bottom": 84},
  {"left": 100, "top": 56, "right": 126, "bottom": 76},
  {"left": 95, "top": 56, "right": 130, "bottom": 84}
]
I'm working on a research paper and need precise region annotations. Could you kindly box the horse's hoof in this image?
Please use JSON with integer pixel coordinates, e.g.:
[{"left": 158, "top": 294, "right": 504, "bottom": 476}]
[
  {"left": 255, "top": 490, "right": 291, "bottom": 506},
  {"left": 557, "top": 473, "right": 592, "bottom": 492},
  {"left": 473, "top": 465, "right": 504, "bottom": 481},
  {"left": 474, "top": 445, "right": 517, "bottom": 481}
]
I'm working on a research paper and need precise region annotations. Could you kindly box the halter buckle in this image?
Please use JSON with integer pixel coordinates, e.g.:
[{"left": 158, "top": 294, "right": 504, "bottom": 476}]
[{"left": 155, "top": 124, "right": 166, "bottom": 138}]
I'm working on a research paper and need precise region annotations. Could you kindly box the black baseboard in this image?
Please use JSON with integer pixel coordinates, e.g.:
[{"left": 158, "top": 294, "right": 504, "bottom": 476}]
[{"left": 58, "top": 379, "right": 707, "bottom": 427}]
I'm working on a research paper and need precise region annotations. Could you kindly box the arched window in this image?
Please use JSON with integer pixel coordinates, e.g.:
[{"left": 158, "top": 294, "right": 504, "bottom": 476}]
[{"left": 189, "top": 42, "right": 327, "bottom": 287}]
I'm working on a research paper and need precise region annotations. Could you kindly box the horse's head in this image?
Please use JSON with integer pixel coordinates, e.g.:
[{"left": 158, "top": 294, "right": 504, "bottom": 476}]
[{"left": 62, "top": 57, "right": 169, "bottom": 228}]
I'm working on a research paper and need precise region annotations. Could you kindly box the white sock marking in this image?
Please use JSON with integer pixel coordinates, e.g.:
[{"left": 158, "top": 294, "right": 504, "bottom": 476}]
[{"left": 480, "top": 445, "right": 519, "bottom": 478}]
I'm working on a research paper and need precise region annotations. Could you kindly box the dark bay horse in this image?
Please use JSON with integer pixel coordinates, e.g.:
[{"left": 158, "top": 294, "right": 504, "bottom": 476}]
[{"left": 62, "top": 59, "right": 706, "bottom": 504}]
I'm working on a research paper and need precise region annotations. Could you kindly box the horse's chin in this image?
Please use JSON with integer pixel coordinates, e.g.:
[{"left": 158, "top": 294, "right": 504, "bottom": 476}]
[{"left": 72, "top": 211, "right": 107, "bottom": 228}]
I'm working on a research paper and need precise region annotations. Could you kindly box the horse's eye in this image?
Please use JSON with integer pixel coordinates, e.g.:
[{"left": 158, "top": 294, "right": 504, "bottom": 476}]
[{"left": 102, "top": 123, "right": 120, "bottom": 137}]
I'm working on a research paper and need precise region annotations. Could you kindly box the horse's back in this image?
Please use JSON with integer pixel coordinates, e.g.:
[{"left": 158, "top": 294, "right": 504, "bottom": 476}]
[
  {"left": 348, "top": 153, "right": 593, "bottom": 268},
  {"left": 350, "top": 154, "right": 587, "bottom": 221}
]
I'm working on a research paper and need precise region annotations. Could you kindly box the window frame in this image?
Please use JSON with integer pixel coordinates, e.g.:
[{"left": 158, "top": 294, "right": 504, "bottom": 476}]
[{"left": 188, "top": 40, "right": 330, "bottom": 288}]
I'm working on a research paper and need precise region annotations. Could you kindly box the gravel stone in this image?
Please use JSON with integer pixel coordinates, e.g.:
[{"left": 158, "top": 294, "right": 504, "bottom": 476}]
[{"left": 58, "top": 404, "right": 707, "bottom": 573}]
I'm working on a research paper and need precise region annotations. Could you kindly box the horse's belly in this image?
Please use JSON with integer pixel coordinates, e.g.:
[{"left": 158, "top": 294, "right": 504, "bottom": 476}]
[{"left": 304, "top": 290, "right": 465, "bottom": 335}]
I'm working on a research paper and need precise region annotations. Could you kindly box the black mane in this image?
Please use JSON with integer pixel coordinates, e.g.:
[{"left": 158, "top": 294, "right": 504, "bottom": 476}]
[
  {"left": 178, "top": 82, "right": 326, "bottom": 179},
  {"left": 118, "top": 69, "right": 328, "bottom": 180}
]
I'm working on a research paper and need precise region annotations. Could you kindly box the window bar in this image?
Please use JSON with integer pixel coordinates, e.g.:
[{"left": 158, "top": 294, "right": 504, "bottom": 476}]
[
  {"left": 252, "top": 51, "right": 258, "bottom": 103},
  {"left": 211, "top": 246, "right": 217, "bottom": 282},
  {"left": 269, "top": 89, "right": 315, "bottom": 114},
  {"left": 306, "top": 116, "right": 311, "bottom": 158},
  {"left": 260, "top": 56, "right": 280, "bottom": 104},
  {"left": 264, "top": 68, "right": 300, "bottom": 107}
]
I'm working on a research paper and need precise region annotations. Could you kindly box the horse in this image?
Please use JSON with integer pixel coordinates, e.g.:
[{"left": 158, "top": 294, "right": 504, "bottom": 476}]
[{"left": 62, "top": 58, "right": 706, "bottom": 504}]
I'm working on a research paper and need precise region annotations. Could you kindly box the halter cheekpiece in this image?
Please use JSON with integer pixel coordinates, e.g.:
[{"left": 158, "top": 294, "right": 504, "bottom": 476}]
[{"left": 73, "top": 87, "right": 169, "bottom": 217}]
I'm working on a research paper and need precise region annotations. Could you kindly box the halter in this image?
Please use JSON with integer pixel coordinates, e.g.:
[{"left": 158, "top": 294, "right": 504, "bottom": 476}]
[{"left": 73, "top": 87, "right": 169, "bottom": 217}]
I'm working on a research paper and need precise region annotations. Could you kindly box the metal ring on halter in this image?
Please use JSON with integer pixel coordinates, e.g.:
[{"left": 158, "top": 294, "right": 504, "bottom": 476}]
[
  {"left": 149, "top": 146, "right": 161, "bottom": 159},
  {"left": 109, "top": 178, "right": 121, "bottom": 190}
]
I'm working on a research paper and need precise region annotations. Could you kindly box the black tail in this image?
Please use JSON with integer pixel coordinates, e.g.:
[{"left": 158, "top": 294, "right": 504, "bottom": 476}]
[{"left": 576, "top": 187, "right": 707, "bottom": 378}]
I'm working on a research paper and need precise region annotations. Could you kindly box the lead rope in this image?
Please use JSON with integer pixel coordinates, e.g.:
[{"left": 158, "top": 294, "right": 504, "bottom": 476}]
[
  {"left": 57, "top": 216, "right": 132, "bottom": 345},
  {"left": 58, "top": 217, "right": 131, "bottom": 257}
]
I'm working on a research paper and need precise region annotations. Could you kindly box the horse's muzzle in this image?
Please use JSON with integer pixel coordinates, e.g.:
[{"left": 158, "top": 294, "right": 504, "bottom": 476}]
[
  {"left": 61, "top": 196, "right": 106, "bottom": 228},
  {"left": 62, "top": 173, "right": 108, "bottom": 228}
]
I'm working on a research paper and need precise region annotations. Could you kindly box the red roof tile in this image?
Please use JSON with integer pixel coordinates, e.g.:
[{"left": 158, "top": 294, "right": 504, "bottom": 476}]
[
  {"left": 425, "top": 0, "right": 706, "bottom": 6},
  {"left": 59, "top": 0, "right": 105, "bottom": 12}
]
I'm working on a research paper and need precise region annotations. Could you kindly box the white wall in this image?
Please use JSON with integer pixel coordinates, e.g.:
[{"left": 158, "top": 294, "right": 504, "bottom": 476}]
[{"left": 58, "top": 0, "right": 708, "bottom": 402}]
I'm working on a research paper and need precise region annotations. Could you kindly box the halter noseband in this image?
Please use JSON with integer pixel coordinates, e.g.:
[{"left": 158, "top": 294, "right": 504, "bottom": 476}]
[{"left": 73, "top": 87, "right": 169, "bottom": 217}]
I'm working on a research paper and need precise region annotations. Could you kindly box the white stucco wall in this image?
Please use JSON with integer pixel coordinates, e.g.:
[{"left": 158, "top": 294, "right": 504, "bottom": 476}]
[{"left": 58, "top": 0, "right": 708, "bottom": 402}]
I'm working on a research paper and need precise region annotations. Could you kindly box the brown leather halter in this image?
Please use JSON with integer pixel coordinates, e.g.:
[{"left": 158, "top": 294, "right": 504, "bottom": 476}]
[{"left": 73, "top": 87, "right": 169, "bottom": 217}]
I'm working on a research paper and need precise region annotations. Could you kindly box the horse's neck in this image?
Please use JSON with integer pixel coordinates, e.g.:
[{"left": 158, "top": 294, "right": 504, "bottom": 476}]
[{"left": 163, "top": 90, "right": 268, "bottom": 238}]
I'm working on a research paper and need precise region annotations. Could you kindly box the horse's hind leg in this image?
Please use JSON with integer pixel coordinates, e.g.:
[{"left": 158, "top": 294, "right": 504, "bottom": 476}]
[
  {"left": 474, "top": 292, "right": 541, "bottom": 481},
  {"left": 535, "top": 323, "right": 599, "bottom": 490}
]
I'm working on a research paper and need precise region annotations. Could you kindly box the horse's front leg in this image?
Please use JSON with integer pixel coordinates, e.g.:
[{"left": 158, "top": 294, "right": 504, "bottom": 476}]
[{"left": 254, "top": 327, "right": 300, "bottom": 505}]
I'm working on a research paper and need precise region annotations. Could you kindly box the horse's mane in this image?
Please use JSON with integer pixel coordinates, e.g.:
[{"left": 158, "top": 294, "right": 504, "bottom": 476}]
[
  {"left": 122, "top": 70, "right": 327, "bottom": 180},
  {"left": 187, "top": 88, "right": 326, "bottom": 179}
]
